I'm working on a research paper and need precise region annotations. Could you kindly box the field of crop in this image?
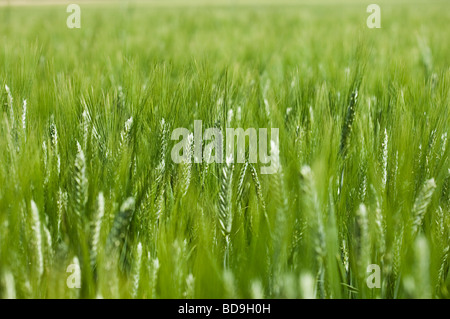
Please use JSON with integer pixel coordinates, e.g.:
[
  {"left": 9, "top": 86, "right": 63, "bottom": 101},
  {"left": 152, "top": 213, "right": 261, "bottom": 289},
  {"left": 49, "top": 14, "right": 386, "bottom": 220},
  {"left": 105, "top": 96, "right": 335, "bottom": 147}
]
[{"left": 0, "top": 0, "right": 449, "bottom": 299}]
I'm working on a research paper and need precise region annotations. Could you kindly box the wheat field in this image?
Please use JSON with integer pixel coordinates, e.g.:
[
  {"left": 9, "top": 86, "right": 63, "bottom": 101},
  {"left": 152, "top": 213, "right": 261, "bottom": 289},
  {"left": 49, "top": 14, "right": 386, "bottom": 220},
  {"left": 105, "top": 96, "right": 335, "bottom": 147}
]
[{"left": 0, "top": 0, "right": 449, "bottom": 299}]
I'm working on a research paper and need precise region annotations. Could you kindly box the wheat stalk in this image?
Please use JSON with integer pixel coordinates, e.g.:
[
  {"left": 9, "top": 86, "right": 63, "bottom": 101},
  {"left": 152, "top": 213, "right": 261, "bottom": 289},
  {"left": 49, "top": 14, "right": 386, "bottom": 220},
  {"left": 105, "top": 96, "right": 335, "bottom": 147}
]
[
  {"left": 375, "top": 197, "right": 386, "bottom": 256},
  {"left": 300, "top": 165, "right": 326, "bottom": 296},
  {"left": 21, "top": 99, "right": 26, "bottom": 138},
  {"left": 300, "top": 166, "right": 325, "bottom": 254},
  {"left": 132, "top": 242, "right": 143, "bottom": 298},
  {"left": 150, "top": 257, "right": 159, "bottom": 298},
  {"left": 436, "top": 244, "right": 449, "bottom": 295},
  {"left": 81, "top": 109, "right": 90, "bottom": 151},
  {"left": 236, "top": 162, "right": 248, "bottom": 203},
  {"left": 49, "top": 120, "right": 60, "bottom": 176},
  {"left": 248, "top": 163, "right": 266, "bottom": 211},
  {"left": 393, "top": 227, "right": 404, "bottom": 280},
  {"left": 56, "top": 188, "right": 67, "bottom": 239},
  {"left": 412, "top": 178, "right": 436, "bottom": 237},
  {"left": 43, "top": 224, "right": 53, "bottom": 268},
  {"left": 152, "top": 118, "right": 168, "bottom": 222},
  {"left": 106, "top": 197, "right": 135, "bottom": 253},
  {"left": 183, "top": 273, "right": 195, "bottom": 299},
  {"left": 120, "top": 116, "right": 134, "bottom": 147},
  {"left": 5, "top": 85, "right": 14, "bottom": 127},
  {"left": 218, "top": 155, "right": 234, "bottom": 267},
  {"left": 341, "top": 238, "right": 349, "bottom": 273},
  {"left": 90, "top": 192, "right": 105, "bottom": 269},
  {"left": 356, "top": 203, "right": 370, "bottom": 272},
  {"left": 434, "top": 205, "right": 449, "bottom": 294},
  {"left": 179, "top": 133, "right": 193, "bottom": 197},
  {"left": 381, "top": 128, "right": 388, "bottom": 191},
  {"left": 339, "top": 89, "right": 358, "bottom": 157},
  {"left": 74, "top": 141, "right": 88, "bottom": 217},
  {"left": 30, "top": 200, "right": 43, "bottom": 279}
]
